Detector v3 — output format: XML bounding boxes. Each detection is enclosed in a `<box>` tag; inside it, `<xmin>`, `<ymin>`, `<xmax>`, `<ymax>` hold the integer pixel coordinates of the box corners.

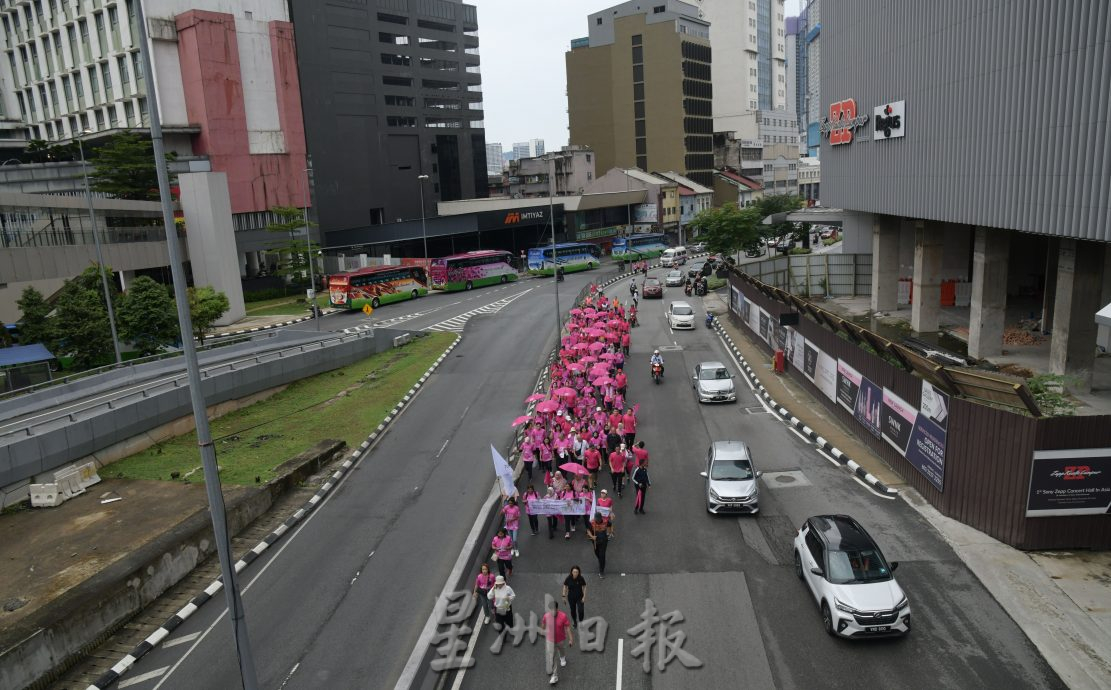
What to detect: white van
<box><xmin>660</xmin><ymin>246</ymin><xmax>688</xmax><ymax>267</ymax></box>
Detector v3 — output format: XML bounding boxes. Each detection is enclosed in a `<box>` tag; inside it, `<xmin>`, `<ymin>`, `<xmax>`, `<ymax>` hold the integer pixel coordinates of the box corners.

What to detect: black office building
<box><xmin>289</xmin><ymin>0</ymin><xmax>488</xmax><ymax>240</ymax></box>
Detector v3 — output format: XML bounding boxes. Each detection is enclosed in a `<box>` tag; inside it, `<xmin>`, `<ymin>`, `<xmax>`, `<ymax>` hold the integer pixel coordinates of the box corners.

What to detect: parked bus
<box><xmin>527</xmin><ymin>242</ymin><xmax>603</xmax><ymax>276</ymax></box>
<box><xmin>429</xmin><ymin>250</ymin><xmax>517</xmax><ymax>291</ymax></box>
<box><xmin>328</xmin><ymin>265</ymin><xmax>428</xmax><ymax>310</ymax></box>
<box><xmin>611</xmin><ymin>233</ymin><xmax>670</xmax><ymax>261</ymax></box>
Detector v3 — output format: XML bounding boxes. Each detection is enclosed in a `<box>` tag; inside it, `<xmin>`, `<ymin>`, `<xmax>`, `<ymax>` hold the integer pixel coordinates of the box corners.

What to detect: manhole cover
<box><xmin>658</xmin><ymin>345</ymin><xmax>683</xmax><ymax>352</ymax></box>
<box><xmin>762</xmin><ymin>470</ymin><xmax>811</xmax><ymax>488</ymax></box>
<box><xmin>744</xmin><ymin>406</ymin><xmax>771</xmax><ymax>414</ymax></box>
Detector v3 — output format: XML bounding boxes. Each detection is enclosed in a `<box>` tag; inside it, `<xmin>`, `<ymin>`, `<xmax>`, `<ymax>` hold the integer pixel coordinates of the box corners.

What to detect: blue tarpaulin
<box><xmin>0</xmin><ymin>343</ymin><xmax>55</xmax><ymax>367</ymax></box>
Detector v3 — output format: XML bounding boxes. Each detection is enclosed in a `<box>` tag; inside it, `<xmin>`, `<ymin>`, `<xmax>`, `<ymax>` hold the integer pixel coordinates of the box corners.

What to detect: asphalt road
<box><xmin>442</xmin><ymin>273</ymin><xmax>1063</xmax><ymax>690</ymax></box>
<box><xmin>106</xmin><ymin>268</ymin><xmax>1062</xmax><ymax>690</ymax></box>
<box><xmin>107</xmin><ymin>270</ymin><xmax>597</xmax><ymax>690</ymax></box>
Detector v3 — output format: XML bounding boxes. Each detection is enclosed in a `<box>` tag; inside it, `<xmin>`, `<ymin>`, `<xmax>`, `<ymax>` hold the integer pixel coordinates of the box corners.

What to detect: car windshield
<box><xmin>699</xmin><ymin>367</ymin><xmax>729</xmax><ymax>380</ymax></box>
<box><xmin>826</xmin><ymin>548</ymin><xmax>893</xmax><ymax>584</ymax></box>
<box><xmin>711</xmin><ymin>458</ymin><xmax>753</xmax><ymax>480</ymax></box>
<box><xmin>668</xmin><ymin>271</ymin><xmax>681</xmax><ymax>277</ymax></box>
<box><xmin>646</xmin><ymin>279</ymin><xmax>660</xmax><ymax>287</ymax></box>
<box><xmin>671</xmin><ymin>306</ymin><xmax>694</xmax><ymax>315</ymax></box>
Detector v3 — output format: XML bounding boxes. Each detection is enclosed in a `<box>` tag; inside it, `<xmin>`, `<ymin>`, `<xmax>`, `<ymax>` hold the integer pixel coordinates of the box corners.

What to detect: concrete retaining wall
<box><xmin>0</xmin><ymin>439</ymin><xmax>347</xmax><ymax>690</ymax></box>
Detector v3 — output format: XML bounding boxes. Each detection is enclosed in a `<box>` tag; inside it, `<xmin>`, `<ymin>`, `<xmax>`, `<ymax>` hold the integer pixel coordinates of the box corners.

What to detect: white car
<box><xmin>667</xmin><ymin>301</ymin><xmax>695</xmax><ymax>329</ymax></box>
<box><xmin>794</xmin><ymin>515</ymin><xmax>911</xmax><ymax>638</ymax></box>
<box><xmin>665</xmin><ymin>270</ymin><xmax>685</xmax><ymax>287</ymax></box>
<box><xmin>689</xmin><ymin>242</ymin><xmax>707</xmax><ymax>252</ymax></box>
<box><xmin>699</xmin><ymin>441</ymin><xmax>759</xmax><ymax>514</ymax></box>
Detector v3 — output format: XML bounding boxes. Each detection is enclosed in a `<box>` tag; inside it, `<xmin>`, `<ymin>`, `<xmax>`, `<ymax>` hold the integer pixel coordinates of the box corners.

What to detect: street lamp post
<box><xmin>77</xmin><ymin>135</ymin><xmax>122</xmax><ymax>365</ymax></box>
<box><xmin>304</xmin><ymin>167</ymin><xmax>318</xmax><ymax>330</ymax></box>
<box><xmin>132</xmin><ymin>3</ymin><xmax>258</xmax><ymax>687</ymax></box>
<box><xmin>417</xmin><ymin>174</ymin><xmax>430</xmax><ymax>263</ymax></box>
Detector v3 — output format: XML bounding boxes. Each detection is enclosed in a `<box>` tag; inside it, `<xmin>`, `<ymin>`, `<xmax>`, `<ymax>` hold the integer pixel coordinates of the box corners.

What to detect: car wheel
<box><xmin>794</xmin><ymin>551</ymin><xmax>804</xmax><ymax>579</ymax></box>
<box><xmin>821</xmin><ymin>601</ymin><xmax>835</xmax><ymax>636</ymax></box>
<box><xmin>411</xmin><ymin>290</ymin><xmax>419</xmax><ymax>299</ymax></box>
<box><xmin>371</xmin><ymin>297</ymin><xmax>380</xmax><ymax>309</ymax></box>
<box><xmin>465</xmin><ymin>280</ymin><xmax>473</xmax><ymax>290</ymax></box>
<box><xmin>500</xmin><ymin>274</ymin><xmax>508</xmax><ymax>283</ymax></box>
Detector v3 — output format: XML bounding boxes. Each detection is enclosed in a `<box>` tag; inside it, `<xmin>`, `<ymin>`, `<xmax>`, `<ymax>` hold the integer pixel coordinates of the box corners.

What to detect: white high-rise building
<box><xmin>511</xmin><ymin>138</ymin><xmax>544</xmax><ymax>160</ymax></box>
<box><xmin>485</xmin><ymin>142</ymin><xmax>505</xmax><ymax>175</ymax></box>
<box><xmin>698</xmin><ymin>0</ymin><xmax>788</xmax><ymax>133</ymax></box>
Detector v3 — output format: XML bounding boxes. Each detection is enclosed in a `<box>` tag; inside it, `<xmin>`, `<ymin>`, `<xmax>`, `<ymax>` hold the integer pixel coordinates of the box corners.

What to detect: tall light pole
<box><xmin>304</xmin><ymin>167</ymin><xmax>318</xmax><ymax>330</ymax></box>
<box><xmin>549</xmin><ymin>154</ymin><xmax>560</xmax><ymax>335</ymax></box>
<box><xmin>417</xmin><ymin>174</ymin><xmax>430</xmax><ymax>263</ymax></box>
<box><xmin>132</xmin><ymin>4</ymin><xmax>258</xmax><ymax>688</ymax></box>
<box><xmin>77</xmin><ymin>134</ymin><xmax>122</xmax><ymax>365</ymax></box>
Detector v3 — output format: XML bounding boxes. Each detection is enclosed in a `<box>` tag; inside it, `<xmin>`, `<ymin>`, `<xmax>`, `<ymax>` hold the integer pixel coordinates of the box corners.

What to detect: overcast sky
<box><xmin>475</xmin><ymin>0</ymin><xmax>803</xmax><ymax>152</ymax></box>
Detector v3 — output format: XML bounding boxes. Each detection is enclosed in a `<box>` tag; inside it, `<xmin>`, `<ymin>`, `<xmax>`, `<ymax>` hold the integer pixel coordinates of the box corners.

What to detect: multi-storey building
<box><xmin>485</xmin><ymin>141</ymin><xmax>504</xmax><ymax>175</ymax></box>
<box><xmin>566</xmin><ymin>0</ymin><xmax>713</xmax><ymax>187</ymax></box>
<box><xmin>506</xmin><ymin>145</ymin><xmax>594</xmax><ymax>198</ymax></box>
<box><xmin>0</xmin><ymin>0</ymin><xmax>310</xmax><ymax>281</ymax></box>
<box><xmin>288</xmin><ymin>0</ymin><xmax>487</xmax><ymax>238</ymax></box>
<box><xmin>511</xmin><ymin>138</ymin><xmax>543</xmax><ymax>160</ymax></box>
<box><xmin>800</xmin><ymin>0</ymin><xmax>820</xmax><ymax>156</ymax></box>
<box><xmin>697</xmin><ymin>0</ymin><xmax>787</xmax><ymax>133</ymax></box>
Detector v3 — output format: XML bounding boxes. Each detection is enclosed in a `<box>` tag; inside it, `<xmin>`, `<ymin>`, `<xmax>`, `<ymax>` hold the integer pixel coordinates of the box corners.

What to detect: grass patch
<box><xmin>707</xmin><ymin>277</ymin><xmax>726</xmax><ymax>291</ymax></box>
<box><xmin>244</xmin><ymin>294</ymin><xmax>330</xmax><ymax>317</ymax></box>
<box><xmin>108</xmin><ymin>332</ymin><xmax>456</xmax><ymax>485</ymax></box>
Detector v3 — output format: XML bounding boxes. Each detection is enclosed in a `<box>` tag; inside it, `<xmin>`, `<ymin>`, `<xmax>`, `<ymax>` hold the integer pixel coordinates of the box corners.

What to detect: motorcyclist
<box><xmin>629</xmin><ymin>281</ymin><xmax>638</xmax><ymax>298</ymax></box>
<box><xmin>650</xmin><ymin>349</ymin><xmax>664</xmax><ymax>377</ymax></box>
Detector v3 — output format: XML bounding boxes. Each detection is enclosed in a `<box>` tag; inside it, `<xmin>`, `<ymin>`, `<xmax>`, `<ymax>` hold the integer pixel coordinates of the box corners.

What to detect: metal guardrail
<box><xmin>0</xmin><ymin>330</ymin><xmax>281</xmax><ymax>403</ymax></box>
<box><xmin>0</xmin><ymin>329</ymin><xmax>375</xmax><ymax>441</ymax></box>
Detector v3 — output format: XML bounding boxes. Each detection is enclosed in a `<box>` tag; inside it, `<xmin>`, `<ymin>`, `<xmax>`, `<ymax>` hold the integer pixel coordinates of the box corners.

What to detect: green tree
<box><xmin>53</xmin><ymin>287</ymin><xmax>113</xmax><ymax>368</ymax></box>
<box><xmin>188</xmin><ymin>286</ymin><xmax>230</xmax><ymax>342</ymax></box>
<box><xmin>26</xmin><ymin>139</ymin><xmax>51</xmax><ymax>163</ymax></box>
<box><xmin>265</xmin><ymin>205</ymin><xmax>319</xmax><ymax>285</ymax></box>
<box><xmin>756</xmin><ymin>193</ymin><xmax>805</xmax><ymax>245</ymax></box>
<box><xmin>0</xmin><ymin>320</ymin><xmax>12</xmax><ymax>347</ymax></box>
<box><xmin>118</xmin><ymin>276</ymin><xmax>179</xmax><ymax>355</ymax></box>
<box><xmin>687</xmin><ymin>203</ymin><xmax>764</xmax><ymax>257</ymax></box>
<box><xmin>88</xmin><ymin>131</ymin><xmax>175</xmax><ymax>200</ymax></box>
<box><xmin>16</xmin><ymin>286</ymin><xmax>52</xmax><ymax>345</ymax></box>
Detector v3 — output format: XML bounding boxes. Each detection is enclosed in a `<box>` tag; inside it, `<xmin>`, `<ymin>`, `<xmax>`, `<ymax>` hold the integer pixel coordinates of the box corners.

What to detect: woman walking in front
<box><xmin>562</xmin><ymin>565</ymin><xmax>588</xmax><ymax>628</ymax></box>
<box><xmin>472</xmin><ymin>563</ymin><xmax>496</xmax><ymax>624</ymax></box>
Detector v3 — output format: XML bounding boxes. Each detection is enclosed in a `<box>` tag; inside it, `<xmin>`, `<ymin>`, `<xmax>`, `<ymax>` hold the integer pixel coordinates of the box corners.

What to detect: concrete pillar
<box><xmin>1041</xmin><ymin>238</ymin><xmax>1058</xmax><ymax>334</ymax></box>
<box><xmin>870</xmin><ymin>215</ymin><xmax>899</xmax><ymax>313</ymax></box>
<box><xmin>177</xmin><ymin>172</ymin><xmax>246</xmax><ymax>325</ymax></box>
<box><xmin>968</xmin><ymin>227</ymin><xmax>1010</xmax><ymax>359</ymax></box>
<box><xmin>911</xmin><ymin>220</ymin><xmax>943</xmax><ymax>333</ymax></box>
<box><xmin>1098</xmin><ymin>244</ymin><xmax>1111</xmax><ymax>351</ymax></box>
<box><xmin>118</xmin><ymin>269</ymin><xmax>135</xmax><ymax>292</ymax></box>
<box><xmin>1049</xmin><ymin>239</ymin><xmax>1105</xmax><ymax>392</ymax></box>
<box><xmin>246</xmin><ymin>251</ymin><xmax>260</xmax><ymax>278</ymax></box>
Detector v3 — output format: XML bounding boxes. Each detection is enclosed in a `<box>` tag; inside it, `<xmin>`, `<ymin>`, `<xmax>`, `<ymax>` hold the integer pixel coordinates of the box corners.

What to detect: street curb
<box><xmin>87</xmin><ymin>333</ymin><xmax>462</xmax><ymax>690</ymax></box>
<box><xmin>710</xmin><ymin>318</ymin><xmax>899</xmax><ymax>497</ymax></box>
<box><xmin>208</xmin><ymin>308</ymin><xmax>341</xmax><ymax>340</ymax></box>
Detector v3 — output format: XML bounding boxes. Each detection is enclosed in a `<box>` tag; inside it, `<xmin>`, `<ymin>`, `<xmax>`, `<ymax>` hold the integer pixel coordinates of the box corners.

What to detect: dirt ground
<box><xmin>0</xmin><ymin>478</ymin><xmax>249</xmax><ymax>631</ymax></box>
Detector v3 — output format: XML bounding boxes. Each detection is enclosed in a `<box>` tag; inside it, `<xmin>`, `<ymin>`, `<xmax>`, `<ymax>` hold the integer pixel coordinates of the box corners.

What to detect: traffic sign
<box><xmin>363</xmin><ymin>303</ymin><xmax>373</xmax><ymax>316</ymax></box>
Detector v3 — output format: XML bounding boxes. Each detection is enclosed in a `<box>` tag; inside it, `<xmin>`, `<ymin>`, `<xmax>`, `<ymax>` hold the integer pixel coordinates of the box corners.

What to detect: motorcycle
<box><xmin>684</xmin><ymin>283</ymin><xmax>693</xmax><ymax>297</ymax></box>
<box><xmin>705</xmin><ymin>313</ymin><xmax>714</xmax><ymax>328</ymax></box>
<box><xmin>651</xmin><ymin>362</ymin><xmax>663</xmax><ymax>384</ymax></box>
<box><xmin>556</xmin><ymin>267</ymin><xmax>565</xmax><ymax>282</ymax></box>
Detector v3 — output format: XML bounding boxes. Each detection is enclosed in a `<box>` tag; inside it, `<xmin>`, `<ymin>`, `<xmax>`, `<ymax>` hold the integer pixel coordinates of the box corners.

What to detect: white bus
<box><xmin>660</xmin><ymin>246</ymin><xmax>688</xmax><ymax>267</ymax></box>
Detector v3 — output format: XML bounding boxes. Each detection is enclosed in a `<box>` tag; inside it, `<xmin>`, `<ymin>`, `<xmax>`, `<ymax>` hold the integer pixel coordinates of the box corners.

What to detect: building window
<box><xmin>378</xmin><ymin>12</ymin><xmax>407</xmax><ymax>25</ymax></box>
<box><xmin>381</xmin><ymin>53</ymin><xmax>410</xmax><ymax>66</ymax></box>
<box><xmin>386</xmin><ymin>116</ymin><xmax>416</xmax><ymax>127</ymax></box>
<box><xmin>379</xmin><ymin>32</ymin><xmax>409</xmax><ymax>45</ymax></box>
<box><xmin>385</xmin><ymin>95</ymin><xmax>415</xmax><ymax>106</ymax></box>
<box><xmin>633</xmin><ymin>83</ymin><xmax>644</xmax><ymax>100</ymax></box>
<box><xmin>632</xmin><ymin>46</ymin><xmax>642</xmax><ymax>63</ymax></box>
<box><xmin>632</xmin><ymin>34</ymin><xmax>642</xmax><ymax>46</ymax></box>
<box><xmin>596</xmin><ymin>17</ymin><xmax>602</xmax><ymax>25</ymax></box>
<box><xmin>632</xmin><ymin>64</ymin><xmax>643</xmax><ymax>82</ymax></box>
<box><xmin>653</xmin><ymin>6</ymin><xmax>665</xmax><ymax>14</ymax></box>
<box><xmin>383</xmin><ymin>75</ymin><xmax>413</xmax><ymax>87</ymax></box>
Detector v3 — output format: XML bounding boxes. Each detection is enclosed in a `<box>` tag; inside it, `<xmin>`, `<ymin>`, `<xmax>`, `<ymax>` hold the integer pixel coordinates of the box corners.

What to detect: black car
<box><xmin>687</xmin><ymin>261</ymin><xmax>706</xmax><ymax>278</ymax></box>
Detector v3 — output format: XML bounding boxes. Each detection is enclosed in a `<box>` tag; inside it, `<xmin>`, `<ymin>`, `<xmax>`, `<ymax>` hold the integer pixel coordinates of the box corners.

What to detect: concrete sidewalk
<box><xmin>707</xmin><ymin>291</ymin><xmax>1111</xmax><ymax>690</ymax></box>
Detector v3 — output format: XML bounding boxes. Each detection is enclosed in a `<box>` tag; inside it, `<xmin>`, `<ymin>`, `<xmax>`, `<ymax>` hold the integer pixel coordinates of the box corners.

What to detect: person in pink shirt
<box><xmin>472</xmin><ymin>562</ymin><xmax>496</xmax><ymax>624</ymax></box>
<box><xmin>621</xmin><ymin>331</ymin><xmax>631</xmax><ymax>354</ymax></box>
<box><xmin>492</xmin><ymin>528</ymin><xmax>514</xmax><ymax>578</ymax></box>
<box><xmin>608</xmin><ymin>410</ymin><xmax>622</xmax><ymax>431</ymax></box>
<box><xmin>584</xmin><ymin>445</ymin><xmax>601</xmax><ymax>489</ymax></box>
<box><xmin>523</xmin><ymin>484</ymin><xmax>541</xmax><ymax>535</ymax></box>
<box><xmin>622</xmin><ymin>408</ymin><xmax>637</xmax><ymax>446</ymax></box>
<box><xmin>502</xmin><ymin>496</ymin><xmax>522</xmax><ymax>557</ymax></box>
<box><xmin>560</xmin><ymin>485</ymin><xmax>576</xmax><ymax>539</ymax></box>
<box><xmin>632</xmin><ymin>441</ymin><xmax>649</xmax><ymax>469</ymax></box>
<box><xmin>608</xmin><ymin>445</ymin><xmax>627</xmax><ymax>497</ymax></box>
<box><xmin>615</xmin><ymin>370</ymin><xmax>627</xmax><ymax>396</ymax></box>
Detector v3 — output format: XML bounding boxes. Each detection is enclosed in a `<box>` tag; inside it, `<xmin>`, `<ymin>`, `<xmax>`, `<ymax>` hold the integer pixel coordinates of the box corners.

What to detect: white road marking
<box><xmin>786</xmin><ymin>426</ymin><xmax>811</xmax><ymax>444</ymax></box>
<box><xmin>160</xmin><ymin>632</ymin><xmax>199</xmax><ymax>649</ymax></box>
<box><xmin>616</xmin><ymin>637</ymin><xmax>624</xmax><ymax>690</ymax></box>
<box><xmin>118</xmin><ymin>666</ymin><xmax>169</xmax><ymax>688</ymax></box>
<box><xmin>278</xmin><ymin>662</ymin><xmax>300</xmax><ymax>690</ymax></box>
<box><xmin>817</xmin><ymin>449</ymin><xmax>841</xmax><ymax>467</ymax></box>
<box><xmin>853</xmin><ymin>475</ymin><xmax>897</xmax><ymax>499</ymax></box>
<box><xmin>450</xmin><ymin>610</ymin><xmax>487</xmax><ymax>690</ymax></box>
<box><xmin>435</xmin><ymin>439</ymin><xmax>450</xmax><ymax>458</ymax></box>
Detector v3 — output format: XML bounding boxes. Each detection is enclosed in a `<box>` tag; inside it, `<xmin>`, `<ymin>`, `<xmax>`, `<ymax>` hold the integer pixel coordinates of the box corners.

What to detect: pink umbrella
<box><xmin>569</xmin><ymin>308</ymin><xmax>583</xmax><ymax>316</ymax></box>
<box><xmin>589</xmin><ymin>367</ymin><xmax>610</xmax><ymax>378</ymax></box>
<box><xmin>607</xmin><ymin>319</ymin><xmax>622</xmax><ymax>328</ymax></box>
<box><xmin>594</xmin><ymin>376</ymin><xmax>615</xmax><ymax>386</ymax></box>
<box><xmin>535</xmin><ymin>400</ymin><xmax>560</xmax><ymax>413</ymax></box>
<box><xmin>579</xmin><ymin>356</ymin><xmax>597</xmax><ymax>364</ymax></box>
<box><xmin>512</xmin><ymin>415</ymin><xmax>532</xmax><ymax>427</ymax></box>
<box><xmin>559</xmin><ymin>462</ymin><xmax>590</xmax><ymax>476</ymax></box>
<box><xmin>566</xmin><ymin>362</ymin><xmax>585</xmax><ymax>372</ymax></box>
<box><xmin>553</xmin><ymin>387</ymin><xmax>577</xmax><ymax>399</ymax></box>
<box><xmin>599</xmin><ymin>352</ymin><xmax>619</xmax><ymax>361</ymax></box>
<box><xmin>585</xmin><ymin>328</ymin><xmax>606</xmax><ymax>338</ymax></box>
<box><xmin>525</xmin><ymin>393</ymin><xmax>546</xmax><ymax>403</ymax></box>
<box><xmin>588</xmin><ymin>341</ymin><xmax>606</xmax><ymax>352</ymax></box>
<box><xmin>572</xmin><ymin>342</ymin><xmax>590</xmax><ymax>351</ymax></box>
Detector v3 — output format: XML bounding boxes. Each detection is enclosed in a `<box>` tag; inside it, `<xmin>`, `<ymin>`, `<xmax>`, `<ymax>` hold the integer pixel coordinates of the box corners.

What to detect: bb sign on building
<box><xmin>821</xmin><ymin>99</ymin><xmax>906</xmax><ymax>145</ymax></box>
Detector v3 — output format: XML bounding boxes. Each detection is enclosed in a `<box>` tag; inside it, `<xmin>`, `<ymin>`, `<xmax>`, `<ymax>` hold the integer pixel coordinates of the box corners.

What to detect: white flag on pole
<box><xmin>490</xmin><ymin>445</ymin><xmax>517</xmax><ymax>497</ymax></box>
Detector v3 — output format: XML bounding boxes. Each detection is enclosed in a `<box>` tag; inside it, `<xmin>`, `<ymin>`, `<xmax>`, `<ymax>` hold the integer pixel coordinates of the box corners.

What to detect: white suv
<box><xmin>793</xmin><ymin>515</ymin><xmax>911</xmax><ymax>638</ymax></box>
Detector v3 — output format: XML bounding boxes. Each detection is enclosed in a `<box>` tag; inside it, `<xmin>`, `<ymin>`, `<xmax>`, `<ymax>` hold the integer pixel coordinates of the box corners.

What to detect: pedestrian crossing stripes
<box><xmin>424</xmin><ymin>288</ymin><xmax>532</xmax><ymax>332</ymax></box>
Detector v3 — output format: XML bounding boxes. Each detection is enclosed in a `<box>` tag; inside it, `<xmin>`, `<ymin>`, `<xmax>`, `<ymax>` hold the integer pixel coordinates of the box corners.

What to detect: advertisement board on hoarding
<box><xmin>836</xmin><ymin>360</ymin><xmax>863</xmax><ymax>413</ymax></box>
<box><xmin>1026</xmin><ymin>449</ymin><xmax>1111</xmax><ymax>517</ymax></box>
